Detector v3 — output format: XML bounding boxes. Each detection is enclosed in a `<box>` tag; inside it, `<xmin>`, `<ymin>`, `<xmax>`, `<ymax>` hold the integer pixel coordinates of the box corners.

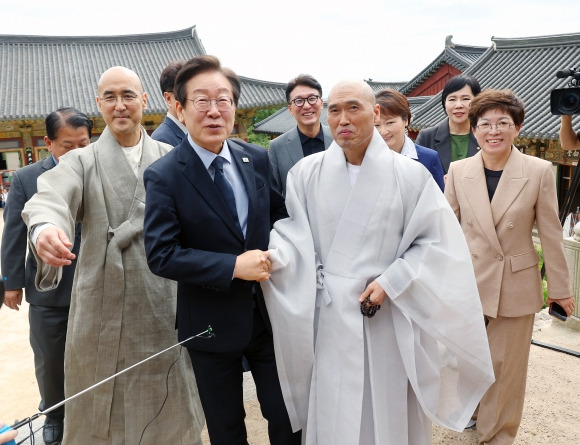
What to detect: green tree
<box><xmin>247</xmin><ymin>107</ymin><xmax>282</xmax><ymax>148</ymax></box>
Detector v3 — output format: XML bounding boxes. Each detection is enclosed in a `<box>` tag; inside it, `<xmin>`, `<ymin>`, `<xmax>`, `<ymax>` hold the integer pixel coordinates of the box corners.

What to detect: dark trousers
<box><xmin>187</xmin><ymin>307</ymin><xmax>300</xmax><ymax>445</ymax></box>
<box><xmin>29</xmin><ymin>304</ymin><xmax>69</xmax><ymax>421</ymax></box>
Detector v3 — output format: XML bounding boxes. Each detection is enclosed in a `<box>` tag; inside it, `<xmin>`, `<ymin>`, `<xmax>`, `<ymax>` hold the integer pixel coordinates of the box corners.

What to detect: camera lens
<box><xmin>551</xmin><ymin>87</ymin><xmax>580</xmax><ymax>115</ymax></box>
<box><xmin>559</xmin><ymin>91</ymin><xmax>580</xmax><ymax>114</ymax></box>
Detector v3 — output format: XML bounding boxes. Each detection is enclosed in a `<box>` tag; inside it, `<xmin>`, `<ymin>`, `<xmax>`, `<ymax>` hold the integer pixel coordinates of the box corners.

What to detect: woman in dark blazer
<box><xmin>375</xmin><ymin>88</ymin><xmax>445</xmax><ymax>190</ymax></box>
<box><xmin>416</xmin><ymin>75</ymin><xmax>481</xmax><ymax>173</ymax></box>
<box><xmin>445</xmin><ymin>89</ymin><xmax>575</xmax><ymax>444</ymax></box>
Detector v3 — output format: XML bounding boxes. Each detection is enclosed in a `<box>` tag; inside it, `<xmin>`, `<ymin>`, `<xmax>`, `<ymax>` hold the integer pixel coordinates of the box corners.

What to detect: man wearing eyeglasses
<box><xmin>143</xmin><ymin>55</ymin><xmax>298</xmax><ymax>445</ymax></box>
<box><xmin>268</xmin><ymin>74</ymin><xmax>332</xmax><ymax>195</ymax></box>
<box><xmin>2</xmin><ymin>107</ymin><xmax>91</xmax><ymax>445</ymax></box>
<box><xmin>22</xmin><ymin>66</ymin><xmax>204</xmax><ymax>444</ymax></box>
<box><xmin>151</xmin><ymin>60</ymin><xmax>188</xmax><ymax>147</ymax></box>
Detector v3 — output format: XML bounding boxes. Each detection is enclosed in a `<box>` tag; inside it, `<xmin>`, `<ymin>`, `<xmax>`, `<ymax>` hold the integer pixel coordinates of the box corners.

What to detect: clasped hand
<box><xmin>547</xmin><ymin>296</ymin><xmax>576</xmax><ymax>317</ymax></box>
<box><xmin>36</xmin><ymin>227</ymin><xmax>76</xmax><ymax>267</ymax></box>
<box><xmin>234</xmin><ymin>249</ymin><xmax>272</xmax><ymax>282</ymax></box>
<box><xmin>358</xmin><ymin>280</ymin><xmax>387</xmax><ymax>306</ymax></box>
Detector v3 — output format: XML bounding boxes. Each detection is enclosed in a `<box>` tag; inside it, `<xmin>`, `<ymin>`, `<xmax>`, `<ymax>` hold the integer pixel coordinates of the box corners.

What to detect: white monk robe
<box><xmin>261</xmin><ymin>130</ymin><xmax>495</xmax><ymax>445</ymax></box>
<box><xmin>22</xmin><ymin>128</ymin><xmax>204</xmax><ymax>445</ymax></box>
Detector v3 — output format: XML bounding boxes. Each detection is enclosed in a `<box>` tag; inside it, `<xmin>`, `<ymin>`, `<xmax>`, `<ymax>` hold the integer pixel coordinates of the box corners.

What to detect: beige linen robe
<box><xmin>262</xmin><ymin>130</ymin><xmax>495</xmax><ymax>444</ymax></box>
<box><xmin>22</xmin><ymin>128</ymin><xmax>204</xmax><ymax>445</ymax></box>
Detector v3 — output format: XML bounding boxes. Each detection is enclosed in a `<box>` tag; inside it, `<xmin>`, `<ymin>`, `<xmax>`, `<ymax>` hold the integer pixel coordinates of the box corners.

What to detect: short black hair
<box><xmin>159</xmin><ymin>60</ymin><xmax>186</xmax><ymax>93</ymax></box>
<box><xmin>285</xmin><ymin>74</ymin><xmax>322</xmax><ymax>103</ymax></box>
<box><xmin>174</xmin><ymin>55</ymin><xmax>241</xmax><ymax>107</ymax></box>
<box><xmin>45</xmin><ymin>107</ymin><xmax>93</xmax><ymax>141</ymax></box>
<box><xmin>441</xmin><ymin>75</ymin><xmax>481</xmax><ymax>112</ymax></box>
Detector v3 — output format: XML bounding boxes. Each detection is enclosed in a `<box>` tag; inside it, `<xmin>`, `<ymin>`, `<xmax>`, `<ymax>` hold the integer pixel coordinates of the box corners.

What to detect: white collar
<box><xmin>400</xmin><ymin>135</ymin><xmax>418</xmax><ymax>160</ymax></box>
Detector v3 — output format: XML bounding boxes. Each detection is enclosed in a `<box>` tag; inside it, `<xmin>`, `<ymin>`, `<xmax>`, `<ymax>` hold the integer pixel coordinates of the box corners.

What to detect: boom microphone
<box><xmin>556</xmin><ymin>69</ymin><xmax>574</xmax><ymax>78</ymax></box>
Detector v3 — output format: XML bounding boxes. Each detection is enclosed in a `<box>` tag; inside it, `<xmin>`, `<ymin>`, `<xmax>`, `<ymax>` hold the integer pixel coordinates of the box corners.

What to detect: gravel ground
<box><xmin>210</xmin><ymin>315</ymin><xmax>580</xmax><ymax>445</ymax></box>
<box><xmin>2</xmin><ymin>308</ymin><xmax>579</xmax><ymax>444</ymax></box>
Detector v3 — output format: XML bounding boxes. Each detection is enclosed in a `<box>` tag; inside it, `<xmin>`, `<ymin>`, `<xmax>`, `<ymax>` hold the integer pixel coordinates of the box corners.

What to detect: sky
<box><xmin>1</xmin><ymin>0</ymin><xmax>579</xmax><ymax>95</ymax></box>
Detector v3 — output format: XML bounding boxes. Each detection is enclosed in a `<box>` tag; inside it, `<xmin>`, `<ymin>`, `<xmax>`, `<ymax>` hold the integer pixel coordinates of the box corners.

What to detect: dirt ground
<box><xmin>1</xmin><ymin>300</ymin><xmax>579</xmax><ymax>444</ymax></box>
<box><xmin>1</xmin><ymin>209</ymin><xmax>579</xmax><ymax>444</ymax></box>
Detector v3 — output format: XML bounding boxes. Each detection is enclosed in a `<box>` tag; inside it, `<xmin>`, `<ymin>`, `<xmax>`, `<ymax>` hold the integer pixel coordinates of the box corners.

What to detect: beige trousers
<box><xmin>477</xmin><ymin>314</ymin><xmax>535</xmax><ymax>445</ymax></box>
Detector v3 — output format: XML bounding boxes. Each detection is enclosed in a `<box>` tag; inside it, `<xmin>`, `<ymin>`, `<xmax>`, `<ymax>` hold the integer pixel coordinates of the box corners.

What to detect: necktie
<box><xmin>211</xmin><ymin>156</ymin><xmax>241</xmax><ymax>232</ymax></box>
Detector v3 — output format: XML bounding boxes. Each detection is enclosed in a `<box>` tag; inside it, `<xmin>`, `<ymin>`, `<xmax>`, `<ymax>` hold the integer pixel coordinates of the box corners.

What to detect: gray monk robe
<box><xmin>261</xmin><ymin>130</ymin><xmax>495</xmax><ymax>445</ymax></box>
<box><xmin>22</xmin><ymin>128</ymin><xmax>204</xmax><ymax>445</ymax></box>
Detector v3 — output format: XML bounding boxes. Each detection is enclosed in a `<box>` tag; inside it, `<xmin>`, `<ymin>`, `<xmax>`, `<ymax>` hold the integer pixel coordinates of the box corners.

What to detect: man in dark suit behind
<box><xmin>1</xmin><ymin>107</ymin><xmax>91</xmax><ymax>445</ymax></box>
<box><xmin>143</xmin><ymin>55</ymin><xmax>299</xmax><ymax>445</ymax></box>
<box><xmin>268</xmin><ymin>74</ymin><xmax>333</xmax><ymax>195</ymax></box>
<box><xmin>151</xmin><ymin>59</ymin><xmax>188</xmax><ymax>146</ymax></box>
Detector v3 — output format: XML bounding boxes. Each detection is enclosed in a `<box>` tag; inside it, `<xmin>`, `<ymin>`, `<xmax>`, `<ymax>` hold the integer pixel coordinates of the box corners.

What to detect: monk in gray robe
<box><xmin>22</xmin><ymin>67</ymin><xmax>204</xmax><ymax>444</ymax></box>
<box><xmin>261</xmin><ymin>79</ymin><xmax>495</xmax><ymax>444</ymax></box>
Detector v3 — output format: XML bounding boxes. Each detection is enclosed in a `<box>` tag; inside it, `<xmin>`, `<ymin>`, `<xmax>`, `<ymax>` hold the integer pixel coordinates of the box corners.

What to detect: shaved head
<box><xmin>328</xmin><ymin>78</ymin><xmax>375</xmax><ymax>106</ymax></box>
<box><xmin>326</xmin><ymin>78</ymin><xmax>380</xmax><ymax>164</ymax></box>
<box><xmin>96</xmin><ymin>66</ymin><xmax>147</xmax><ymax>147</ymax></box>
<box><xmin>98</xmin><ymin>66</ymin><xmax>143</xmax><ymax>94</ymax></box>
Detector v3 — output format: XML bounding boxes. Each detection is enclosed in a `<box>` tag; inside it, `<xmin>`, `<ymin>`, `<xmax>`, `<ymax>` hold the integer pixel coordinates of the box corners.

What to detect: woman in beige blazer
<box><xmin>445</xmin><ymin>89</ymin><xmax>575</xmax><ymax>445</ymax></box>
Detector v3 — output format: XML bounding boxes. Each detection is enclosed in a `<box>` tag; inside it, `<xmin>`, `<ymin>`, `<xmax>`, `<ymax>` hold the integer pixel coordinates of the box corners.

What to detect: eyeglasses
<box><xmin>99</xmin><ymin>94</ymin><xmax>140</xmax><ymax>105</ymax></box>
<box><xmin>187</xmin><ymin>96</ymin><xmax>233</xmax><ymax>112</ymax></box>
<box><xmin>290</xmin><ymin>95</ymin><xmax>321</xmax><ymax>107</ymax></box>
<box><xmin>476</xmin><ymin>122</ymin><xmax>516</xmax><ymax>132</ymax></box>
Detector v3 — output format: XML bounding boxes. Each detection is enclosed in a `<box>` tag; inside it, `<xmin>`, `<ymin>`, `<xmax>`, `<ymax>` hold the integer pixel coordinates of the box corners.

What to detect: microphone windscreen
<box><xmin>556</xmin><ymin>69</ymin><xmax>573</xmax><ymax>78</ymax></box>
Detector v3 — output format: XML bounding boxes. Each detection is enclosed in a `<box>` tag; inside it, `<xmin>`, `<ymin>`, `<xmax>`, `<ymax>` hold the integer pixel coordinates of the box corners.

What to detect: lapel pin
<box><xmin>242</xmin><ymin>157</ymin><xmax>250</xmax><ymax>163</ymax></box>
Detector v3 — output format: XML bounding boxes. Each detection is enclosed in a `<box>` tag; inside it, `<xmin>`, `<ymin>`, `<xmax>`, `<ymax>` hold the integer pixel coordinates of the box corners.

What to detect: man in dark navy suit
<box><xmin>151</xmin><ymin>59</ymin><xmax>188</xmax><ymax>146</ymax></box>
<box><xmin>143</xmin><ymin>55</ymin><xmax>299</xmax><ymax>445</ymax></box>
<box><xmin>1</xmin><ymin>107</ymin><xmax>91</xmax><ymax>444</ymax></box>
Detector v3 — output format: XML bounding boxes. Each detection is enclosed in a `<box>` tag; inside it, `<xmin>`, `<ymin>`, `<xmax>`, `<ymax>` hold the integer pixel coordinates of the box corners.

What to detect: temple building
<box><xmin>0</xmin><ymin>26</ymin><xmax>286</xmax><ymax>184</ymax></box>
<box><xmin>253</xmin><ymin>36</ymin><xmax>486</xmax><ymax>138</ymax></box>
<box><xmin>253</xmin><ymin>81</ymin><xmax>409</xmax><ymax>137</ymax></box>
<box><xmin>253</xmin><ymin>33</ymin><xmax>580</xmax><ymax>205</ymax></box>
<box><xmin>410</xmin><ymin>33</ymin><xmax>580</xmax><ymax>205</ymax></box>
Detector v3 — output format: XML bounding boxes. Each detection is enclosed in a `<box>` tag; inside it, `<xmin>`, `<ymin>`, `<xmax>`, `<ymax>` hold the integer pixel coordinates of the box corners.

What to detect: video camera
<box><xmin>551</xmin><ymin>68</ymin><xmax>580</xmax><ymax>115</ymax></box>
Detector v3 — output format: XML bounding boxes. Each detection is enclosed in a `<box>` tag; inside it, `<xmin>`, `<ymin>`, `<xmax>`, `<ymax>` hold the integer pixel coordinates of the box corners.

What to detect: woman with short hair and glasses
<box><xmin>444</xmin><ymin>89</ymin><xmax>575</xmax><ymax>444</ymax></box>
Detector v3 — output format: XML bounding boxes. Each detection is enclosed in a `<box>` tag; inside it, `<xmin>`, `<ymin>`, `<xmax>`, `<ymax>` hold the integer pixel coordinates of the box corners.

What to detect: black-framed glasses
<box><xmin>187</xmin><ymin>96</ymin><xmax>233</xmax><ymax>112</ymax></box>
<box><xmin>290</xmin><ymin>95</ymin><xmax>321</xmax><ymax>107</ymax></box>
<box><xmin>476</xmin><ymin>122</ymin><xmax>516</xmax><ymax>132</ymax></box>
<box><xmin>99</xmin><ymin>94</ymin><xmax>140</xmax><ymax>105</ymax></box>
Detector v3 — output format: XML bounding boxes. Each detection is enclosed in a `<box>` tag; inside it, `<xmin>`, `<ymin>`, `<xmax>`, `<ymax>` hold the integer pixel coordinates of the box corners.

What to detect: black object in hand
<box><xmin>549</xmin><ymin>301</ymin><xmax>567</xmax><ymax>321</ymax></box>
<box><xmin>360</xmin><ymin>296</ymin><xmax>381</xmax><ymax>318</ymax></box>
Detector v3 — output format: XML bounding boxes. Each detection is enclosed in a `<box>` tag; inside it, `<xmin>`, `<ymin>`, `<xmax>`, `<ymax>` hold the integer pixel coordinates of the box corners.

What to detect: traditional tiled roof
<box><xmin>254</xmin><ymin>99</ymin><xmax>429</xmax><ymax>136</ymax></box>
<box><xmin>0</xmin><ymin>26</ymin><xmax>286</xmax><ymax>120</ymax></box>
<box><xmin>238</xmin><ymin>76</ymin><xmax>287</xmax><ymax>109</ymax></box>
<box><xmin>410</xmin><ymin>33</ymin><xmax>580</xmax><ymax>140</ymax></box>
<box><xmin>408</xmin><ymin>96</ymin><xmax>431</xmax><ymax>117</ymax></box>
<box><xmin>399</xmin><ymin>35</ymin><xmax>486</xmax><ymax>96</ymax></box>
<box><xmin>365</xmin><ymin>80</ymin><xmax>407</xmax><ymax>92</ymax></box>
<box><xmin>253</xmin><ymin>106</ymin><xmax>302</xmax><ymax>135</ymax></box>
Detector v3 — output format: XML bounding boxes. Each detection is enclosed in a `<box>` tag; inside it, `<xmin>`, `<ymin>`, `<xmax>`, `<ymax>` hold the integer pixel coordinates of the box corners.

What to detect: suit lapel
<box><xmin>460</xmin><ymin>153</ymin><xmax>503</xmax><ymax>252</ymax></box>
<box><xmin>490</xmin><ymin>147</ymin><xmax>528</xmax><ymax>226</ymax></box>
<box><xmin>467</xmin><ymin>131</ymin><xmax>480</xmax><ymax>157</ymax></box>
<box><xmin>166</xmin><ymin>117</ymin><xmax>184</xmax><ymax>140</ymax></box>
<box><xmin>322</xmin><ymin>125</ymin><xmax>333</xmax><ymax>149</ymax></box>
<box><xmin>286</xmin><ymin>127</ymin><xmax>304</xmax><ymax>166</ymax></box>
<box><xmin>177</xmin><ymin>140</ymin><xmax>244</xmax><ymax>241</ymax></box>
<box><xmin>41</xmin><ymin>156</ymin><xmax>55</xmax><ymax>172</ymax></box>
<box><xmin>229</xmin><ymin>140</ymin><xmax>256</xmax><ymax>244</ymax></box>
<box><xmin>434</xmin><ymin>119</ymin><xmax>451</xmax><ymax>170</ymax></box>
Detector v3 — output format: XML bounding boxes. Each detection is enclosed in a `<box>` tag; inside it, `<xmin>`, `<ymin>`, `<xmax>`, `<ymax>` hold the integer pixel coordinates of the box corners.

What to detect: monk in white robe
<box><xmin>22</xmin><ymin>67</ymin><xmax>204</xmax><ymax>444</ymax></box>
<box><xmin>261</xmin><ymin>79</ymin><xmax>495</xmax><ymax>444</ymax></box>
